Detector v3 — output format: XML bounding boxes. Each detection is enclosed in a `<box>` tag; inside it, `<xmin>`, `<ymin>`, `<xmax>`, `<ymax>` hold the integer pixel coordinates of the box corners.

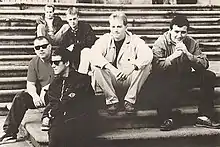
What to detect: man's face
<box><xmin>67</xmin><ymin>14</ymin><xmax>79</xmax><ymax>30</ymax></box>
<box><xmin>51</xmin><ymin>55</ymin><xmax>67</xmax><ymax>75</ymax></box>
<box><xmin>109</xmin><ymin>18</ymin><xmax>127</xmax><ymax>41</ymax></box>
<box><xmin>170</xmin><ymin>25</ymin><xmax>188</xmax><ymax>43</ymax></box>
<box><xmin>34</xmin><ymin>39</ymin><xmax>51</xmax><ymax>60</ymax></box>
<box><xmin>45</xmin><ymin>6</ymin><xmax>54</xmax><ymax>19</ymax></box>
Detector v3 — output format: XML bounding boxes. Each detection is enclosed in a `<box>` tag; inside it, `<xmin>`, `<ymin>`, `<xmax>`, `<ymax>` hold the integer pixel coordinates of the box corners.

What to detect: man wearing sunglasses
<box><xmin>150</xmin><ymin>15</ymin><xmax>220</xmax><ymax>131</ymax></box>
<box><xmin>41</xmin><ymin>48</ymin><xmax>95</xmax><ymax>147</ymax></box>
<box><xmin>0</xmin><ymin>36</ymin><xmax>54</xmax><ymax>144</ymax></box>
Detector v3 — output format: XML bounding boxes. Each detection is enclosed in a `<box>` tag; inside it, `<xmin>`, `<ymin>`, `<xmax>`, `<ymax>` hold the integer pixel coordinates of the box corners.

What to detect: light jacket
<box><xmin>91</xmin><ymin>31</ymin><xmax>153</xmax><ymax>71</ymax></box>
<box><xmin>152</xmin><ymin>31</ymin><xmax>209</xmax><ymax>75</ymax></box>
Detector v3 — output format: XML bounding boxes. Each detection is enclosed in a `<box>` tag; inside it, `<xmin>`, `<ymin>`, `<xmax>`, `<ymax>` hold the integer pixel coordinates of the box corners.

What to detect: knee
<box><xmin>203</xmin><ymin>70</ymin><xmax>216</xmax><ymax>81</ymax></box>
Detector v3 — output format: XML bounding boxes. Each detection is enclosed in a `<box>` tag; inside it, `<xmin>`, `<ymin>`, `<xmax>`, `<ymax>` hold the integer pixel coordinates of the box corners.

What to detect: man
<box><xmin>36</xmin><ymin>4</ymin><xmax>66</xmax><ymax>45</ymax></box>
<box><xmin>152</xmin><ymin>15</ymin><xmax>220</xmax><ymax>131</ymax></box>
<box><xmin>90</xmin><ymin>12</ymin><xmax>153</xmax><ymax>114</ymax></box>
<box><xmin>57</xmin><ymin>7</ymin><xmax>97</xmax><ymax>74</ymax></box>
<box><xmin>42</xmin><ymin>48</ymin><xmax>95</xmax><ymax>147</ymax></box>
<box><xmin>0</xmin><ymin>36</ymin><xmax>54</xmax><ymax>144</ymax></box>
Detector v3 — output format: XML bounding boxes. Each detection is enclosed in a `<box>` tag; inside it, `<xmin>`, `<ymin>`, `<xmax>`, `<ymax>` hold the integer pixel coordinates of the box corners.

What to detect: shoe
<box><xmin>0</xmin><ymin>132</ymin><xmax>17</xmax><ymax>145</ymax></box>
<box><xmin>107</xmin><ymin>103</ymin><xmax>119</xmax><ymax>115</ymax></box>
<box><xmin>195</xmin><ymin>116</ymin><xmax>220</xmax><ymax>129</ymax></box>
<box><xmin>41</xmin><ymin>117</ymin><xmax>50</xmax><ymax>131</ymax></box>
<box><xmin>160</xmin><ymin>119</ymin><xmax>174</xmax><ymax>131</ymax></box>
<box><xmin>124</xmin><ymin>101</ymin><xmax>135</xmax><ymax>114</ymax></box>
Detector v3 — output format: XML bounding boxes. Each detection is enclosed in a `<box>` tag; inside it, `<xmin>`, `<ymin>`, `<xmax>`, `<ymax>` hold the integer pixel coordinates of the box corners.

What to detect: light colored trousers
<box><xmin>92</xmin><ymin>64</ymin><xmax>152</xmax><ymax>105</ymax></box>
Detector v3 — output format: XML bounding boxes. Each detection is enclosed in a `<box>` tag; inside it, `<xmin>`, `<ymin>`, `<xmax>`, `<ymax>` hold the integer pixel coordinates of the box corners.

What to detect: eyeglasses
<box><xmin>51</xmin><ymin>60</ymin><xmax>62</xmax><ymax>66</ymax></box>
<box><xmin>34</xmin><ymin>44</ymin><xmax>49</xmax><ymax>50</ymax></box>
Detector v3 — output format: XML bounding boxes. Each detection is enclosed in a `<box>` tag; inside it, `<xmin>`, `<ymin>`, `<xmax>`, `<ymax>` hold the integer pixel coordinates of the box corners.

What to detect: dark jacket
<box><xmin>36</xmin><ymin>15</ymin><xmax>64</xmax><ymax>34</ymax></box>
<box><xmin>152</xmin><ymin>31</ymin><xmax>209</xmax><ymax>76</ymax></box>
<box><xmin>59</xmin><ymin>21</ymin><xmax>97</xmax><ymax>69</ymax></box>
<box><xmin>43</xmin><ymin>68</ymin><xmax>95</xmax><ymax>125</ymax></box>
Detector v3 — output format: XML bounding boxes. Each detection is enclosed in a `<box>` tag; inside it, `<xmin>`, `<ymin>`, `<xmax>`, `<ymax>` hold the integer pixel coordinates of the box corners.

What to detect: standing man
<box><xmin>43</xmin><ymin>48</ymin><xmax>95</xmax><ymax>147</ymax></box>
<box><xmin>36</xmin><ymin>4</ymin><xmax>66</xmax><ymax>45</ymax></box>
<box><xmin>91</xmin><ymin>12</ymin><xmax>153</xmax><ymax>114</ymax></box>
<box><xmin>0</xmin><ymin>36</ymin><xmax>54</xmax><ymax>144</ymax></box>
<box><xmin>57</xmin><ymin>7</ymin><xmax>97</xmax><ymax>74</ymax></box>
<box><xmin>152</xmin><ymin>15</ymin><xmax>220</xmax><ymax>131</ymax></box>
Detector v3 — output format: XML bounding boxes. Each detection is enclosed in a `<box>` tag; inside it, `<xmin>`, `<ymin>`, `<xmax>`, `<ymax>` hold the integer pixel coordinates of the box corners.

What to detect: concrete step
<box><xmin>0</xmin><ymin>34</ymin><xmax>220</xmax><ymax>45</ymax></box>
<box><xmin>1</xmin><ymin>17</ymin><xmax>220</xmax><ymax>27</ymax></box>
<box><xmin>0</xmin><ymin>45</ymin><xmax>34</xmax><ymax>55</ymax></box>
<box><xmin>1</xmin><ymin>3</ymin><xmax>220</xmax><ymax>11</ymax></box>
<box><xmin>1</xmin><ymin>25</ymin><xmax>220</xmax><ymax>36</ymax></box>
<box><xmin>20</xmin><ymin>106</ymin><xmax>220</xmax><ymax>147</ymax></box>
<box><xmin>0</xmin><ymin>10</ymin><xmax>220</xmax><ymax>20</ymax></box>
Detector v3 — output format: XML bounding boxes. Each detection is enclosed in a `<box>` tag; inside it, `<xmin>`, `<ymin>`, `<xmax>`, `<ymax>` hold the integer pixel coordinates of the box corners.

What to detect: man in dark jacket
<box><xmin>151</xmin><ymin>15</ymin><xmax>220</xmax><ymax>131</ymax></box>
<box><xmin>42</xmin><ymin>48</ymin><xmax>96</xmax><ymax>147</ymax></box>
<box><xmin>36</xmin><ymin>4</ymin><xmax>67</xmax><ymax>45</ymax></box>
<box><xmin>57</xmin><ymin>7</ymin><xmax>97</xmax><ymax>74</ymax></box>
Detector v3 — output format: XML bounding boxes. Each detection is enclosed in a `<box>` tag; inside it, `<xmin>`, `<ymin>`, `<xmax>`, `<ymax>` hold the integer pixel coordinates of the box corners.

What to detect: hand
<box><xmin>116</xmin><ymin>65</ymin><xmax>135</xmax><ymax>81</ymax></box>
<box><xmin>33</xmin><ymin>97</ymin><xmax>45</xmax><ymax>108</ymax></box>
<box><xmin>175</xmin><ymin>41</ymin><xmax>188</xmax><ymax>54</ymax></box>
<box><xmin>167</xmin><ymin>49</ymin><xmax>183</xmax><ymax>61</ymax></box>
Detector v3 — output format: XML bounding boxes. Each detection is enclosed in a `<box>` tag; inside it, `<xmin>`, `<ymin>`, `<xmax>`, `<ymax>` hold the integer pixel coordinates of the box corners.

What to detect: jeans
<box><xmin>3</xmin><ymin>90</ymin><xmax>36</xmax><ymax>135</ymax></box>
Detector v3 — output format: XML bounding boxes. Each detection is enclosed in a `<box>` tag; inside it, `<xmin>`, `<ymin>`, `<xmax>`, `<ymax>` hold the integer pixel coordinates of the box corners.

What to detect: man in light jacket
<box><xmin>91</xmin><ymin>12</ymin><xmax>153</xmax><ymax>114</ymax></box>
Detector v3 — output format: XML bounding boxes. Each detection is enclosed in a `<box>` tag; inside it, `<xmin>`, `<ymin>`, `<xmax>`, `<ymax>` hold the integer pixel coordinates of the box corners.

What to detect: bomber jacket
<box><xmin>152</xmin><ymin>31</ymin><xmax>209</xmax><ymax>75</ymax></box>
<box><xmin>42</xmin><ymin>68</ymin><xmax>95</xmax><ymax>125</ymax></box>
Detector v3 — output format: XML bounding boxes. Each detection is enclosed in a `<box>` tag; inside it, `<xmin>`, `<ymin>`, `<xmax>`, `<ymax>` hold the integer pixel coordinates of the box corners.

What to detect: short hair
<box><xmin>109</xmin><ymin>11</ymin><xmax>128</xmax><ymax>26</ymax></box>
<box><xmin>34</xmin><ymin>36</ymin><xmax>50</xmax><ymax>44</ymax></box>
<box><xmin>66</xmin><ymin>7</ymin><xmax>79</xmax><ymax>16</ymax></box>
<box><xmin>52</xmin><ymin>48</ymin><xmax>71</xmax><ymax>64</ymax></box>
<box><xmin>44</xmin><ymin>4</ymin><xmax>55</xmax><ymax>12</ymax></box>
<box><xmin>170</xmin><ymin>15</ymin><xmax>189</xmax><ymax>30</ymax></box>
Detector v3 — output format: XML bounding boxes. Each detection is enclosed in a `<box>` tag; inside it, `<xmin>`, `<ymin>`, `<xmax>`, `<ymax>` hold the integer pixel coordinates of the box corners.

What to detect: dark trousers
<box><xmin>143</xmin><ymin>70</ymin><xmax>216</xmax><ymax>122</ymax></box>
<box><xmin>3</xmin><ymin>91</ymin><xmax>36</xmax><ymax>135</ymax></box>
<box><xmin>48</xmin><ymin>116</ymin><xmax>95</xmax><ymax>147</ymax></box>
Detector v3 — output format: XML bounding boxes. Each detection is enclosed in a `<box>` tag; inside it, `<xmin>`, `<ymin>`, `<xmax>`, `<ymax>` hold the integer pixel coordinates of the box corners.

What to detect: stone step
<box><xmin>1</xmin><ymin>25</ymin><xmax>220</xmax><ymax>36</ymax></box>
<box><xmin>1</xmin><ymin>3</ymin><xmax>220</xmax><ymax>11</ymax></box>
<box><xmin>20</xmin><ymin>106</ymin><xmax>220</xmax><ymax>147</ymax></box>
<box><xmin>0</xmin><ymin>10</ymin><xmax>220</xmax><ymax>20</ymax></box>
<box><xmin>1</xmin><ymin>17</ymin><xmax>220</xmax><ymax>27</ymax></box>
<box><xmin>0</xmin><ymin>34</ymin><xmax>220</xmax><ymax>45</ymax></box>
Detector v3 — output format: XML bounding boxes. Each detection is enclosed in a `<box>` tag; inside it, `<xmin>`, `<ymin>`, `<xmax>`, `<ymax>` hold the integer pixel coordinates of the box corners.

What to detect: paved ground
<box><xmin>0</xmin><ymin>116</ymin><xmax>33</xmax><ymax>147</ymax></box>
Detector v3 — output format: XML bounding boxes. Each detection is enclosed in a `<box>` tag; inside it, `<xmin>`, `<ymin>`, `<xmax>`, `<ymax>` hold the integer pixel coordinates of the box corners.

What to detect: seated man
<box><xmin>0</xmin><ymin>36</ymin><xmax>54</xmax><ymax>144</ymax></box>
<box><xmin>151</xmin><ymin>15</ymin><xmax>220</xmax><ymax>131</ymax></box>
<box><xmin>36</xmin><ymin>4</ymin><xmax>67</xmax><ymax>45</ymax></box>
<box><xmin>57</xmin><ymin>7</ymin><xmax>97</xmax><ymax>74</ymax></box>
<box><xmin>42</xmin><ymin>48</ymin><xmax>95</xmax><ymax>147</ymax></box>
<box><xmin>91</xmin><ymin>12</ymin><xmax>153</xmax><ymax>114</ymax></box>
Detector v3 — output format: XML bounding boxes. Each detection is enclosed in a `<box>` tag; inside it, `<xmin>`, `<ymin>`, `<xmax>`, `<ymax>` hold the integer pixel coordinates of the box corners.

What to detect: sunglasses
<box><xmin>34</xmin><ymin>44</ymin><xmax>49</xmax><ymax>50</ymax></box>
<box><xmin>51</xmin><ymin>60</ymin><xmax>62</xmax><ymax>66</ymax></box>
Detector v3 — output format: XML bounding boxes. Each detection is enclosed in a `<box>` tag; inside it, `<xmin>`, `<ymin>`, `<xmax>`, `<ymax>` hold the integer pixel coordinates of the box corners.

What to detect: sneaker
<box><xmin>196</xmin><ymin>116</ymin><xmax>220</xmax><ymax>129</ymax></box>
<box><xmin>160</xmin><ymin>119</ymin><xmax>174</xmax><ymax>131</ymax></box>
<box><xmin>0</xmin><ymin>132</ymin><xmax>17</xmax><ymax>145</ymax></box>
<box><xmin>124</xmin><ymin>101</ymin><xmax>135</xmax><ymax>114</ymax></box>
<box><xmin>107</xmin><ymin>103</ymin><xmax>119</xmax><ymax>115</ymax></box>
<box><xmin>41</xmin><ymin>117</ymin><xmax>50</xmax><ymax>131</ymax></box>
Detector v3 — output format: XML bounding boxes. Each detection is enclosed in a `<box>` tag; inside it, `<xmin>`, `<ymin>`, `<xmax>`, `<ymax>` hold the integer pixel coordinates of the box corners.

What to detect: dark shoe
<box><xmin>160</xmin><ymin>119</ymin><xmax>174</xmax><ymax>131</ymax></box>
<box><xmin>196</xmin><ymin>117</ymin><xmax>220</xmax><ymax>129</ymax></box>
<box><xmin>41</xmin><ymin>117</ymin><xmax>50</xmax><ymax>131</ymax></box>
<box><xmin>124</xmin><ymin>101</ymin><xmax>135</xmax><ymax>114</ymax></box>
<box><xmin>0</xmin><ymin>132</ymin><xmax>17</xmax><ymax>145</ymax></box>
<box><xmin>107</xmin><ymin>103</ymin><xmax>119</xmax><ymax>115</ymax></box>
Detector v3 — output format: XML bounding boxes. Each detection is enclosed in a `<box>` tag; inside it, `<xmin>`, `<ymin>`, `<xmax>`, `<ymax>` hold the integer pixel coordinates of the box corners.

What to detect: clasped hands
<box><xmin>167</xmin><ymin>41</ymin><xmax>189</xmax><ymax>61</ymax></box>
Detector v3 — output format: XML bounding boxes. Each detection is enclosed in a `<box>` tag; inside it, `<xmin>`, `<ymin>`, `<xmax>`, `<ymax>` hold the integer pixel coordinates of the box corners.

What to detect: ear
<box><xmin>65</xmin><ymin>61</ymin><xmax>70</xmax><ymax>67</ymax></box>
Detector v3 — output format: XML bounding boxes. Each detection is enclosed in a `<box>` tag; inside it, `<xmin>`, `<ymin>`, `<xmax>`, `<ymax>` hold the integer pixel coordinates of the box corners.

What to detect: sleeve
<box><xmin>27</xmin><ymin>60</ymin><xmax>37</xmax><ymax>83</ymax></box>
<box><xmin>90</xmin><ymin>35</ymin><xmax>111</xmax><ymax>69</ymax></box>
<box><xmin>84</xmin><ymin>23</ymin><xmax>97</xmax><ymax>48</ymax></box>
<box><xmin>152</xmin><ymin>36</ymin><xmax>172</xmax><ymax>71</ymax></box>
<box><xmin>188</xmin><ymin>41</ymin><xmax>209</xmax><ymax>70</ymax></box>
<box><xmin>131</xmin><ymin>37</ymin><xmax>153</xmax><ymax>70</ymax></box>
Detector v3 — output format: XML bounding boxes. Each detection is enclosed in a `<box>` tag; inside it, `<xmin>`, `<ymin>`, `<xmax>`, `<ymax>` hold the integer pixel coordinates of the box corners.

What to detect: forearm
<box><xmin>26</xmin><ymin>82</ymin><xmax>40</xmax><ymax>100</ymax></box>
